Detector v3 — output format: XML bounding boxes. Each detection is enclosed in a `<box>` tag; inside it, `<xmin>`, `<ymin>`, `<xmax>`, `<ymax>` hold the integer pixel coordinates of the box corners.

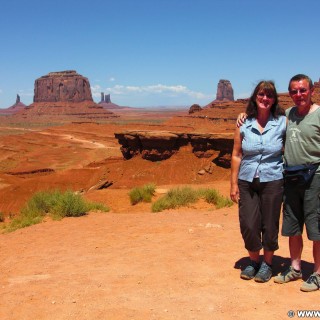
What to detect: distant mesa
<box><xmin>15</xmin><ymin>70</ymin><xmax>119</xmax><ymax>120</ymax></box>
<box><xmin>33</xmin><ymin>70</ymin><xmax>93</xmax><ymax>103</ymax></box>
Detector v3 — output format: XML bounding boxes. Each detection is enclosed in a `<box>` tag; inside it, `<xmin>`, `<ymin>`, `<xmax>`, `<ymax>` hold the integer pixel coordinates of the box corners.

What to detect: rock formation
<box><xmin>115</xmin><ymin>130</ymin><xmax>233</xmax><ymax>167</ymax></box>
<box><xmin>33</xmin><ymin>70</ymin><xmax>93</xmax><ymax>103</ymax></box>
<box><xmin>188</xmin><ymin>104</ymin><xmax>202</xmax><ymax>114</ymax></box>
<box><xmin>100</xmin><ymin>93</ymin><xmax>111</xmax><ymax>103</ymax></box>
<box><xmin>17</xmin><ymin>70</ymin><xmax>119</xmax><ymax>121</ymax></box>
<box><xmin>11</xmin><ymin>94</ymin><xmax>27</xmax><ymax>109</ymax></box>
<box><xmin>0</xmin><ymin>94</ymin><xmax>27</xmax><ymax>114</ymax></box>
<box><xmin>98</xmin><ymin>92</ymin><xmax>125</xmax><ymax>110</ymax></box>
<box><xmin>216</xmin><ymin>79</ymin><xmax>234</xmax><ymax>101</ymax></box>
<box><xmin>313</xmin><ymin>79</ymin><xmax>320</xmax><ymax>104</ymax></box>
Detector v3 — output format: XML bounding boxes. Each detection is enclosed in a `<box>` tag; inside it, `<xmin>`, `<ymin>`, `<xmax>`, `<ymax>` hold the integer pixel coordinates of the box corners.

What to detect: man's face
<box><xmin>289</xmin><ymin>79</ymin><xmax>314</xmax><ymax>108</ymax></box>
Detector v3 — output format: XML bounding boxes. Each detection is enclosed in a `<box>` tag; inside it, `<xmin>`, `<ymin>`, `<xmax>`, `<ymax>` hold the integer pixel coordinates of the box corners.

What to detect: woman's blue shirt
<box><xmin>239</xmin><ymin>115</ymin><xmax>286</xmax><ymax>182</ymax></box>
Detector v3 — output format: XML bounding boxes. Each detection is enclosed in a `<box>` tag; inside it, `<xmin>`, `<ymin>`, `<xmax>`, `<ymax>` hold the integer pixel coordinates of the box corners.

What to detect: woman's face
<box><xmin>255</xmin><ymin>89</ymin><xmax>275</xmax><ymax>112</ymax></box>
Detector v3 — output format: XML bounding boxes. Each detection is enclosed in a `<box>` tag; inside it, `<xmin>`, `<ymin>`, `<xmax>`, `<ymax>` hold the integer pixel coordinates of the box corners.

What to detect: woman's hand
<box><xmin>230</xmin><ymin>126</ymin><xmax>242</xmax><ymax>204</ymax></box>
<box><xmin>236</xmin><ymin>113</ymin><xmax>248</xmax><ymax>127</ymax></box>
<box><xmin>230</xmin><ymin>184</ymin><xmax>240</xmax><ymax>203</ymax></box>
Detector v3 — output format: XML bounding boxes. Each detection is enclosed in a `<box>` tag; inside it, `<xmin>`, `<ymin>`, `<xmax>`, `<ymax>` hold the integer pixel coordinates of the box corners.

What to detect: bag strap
<box><xmin>284</xmin><ymin>163</ymin><xmax>320</xmax><ymax>172</ymax></box>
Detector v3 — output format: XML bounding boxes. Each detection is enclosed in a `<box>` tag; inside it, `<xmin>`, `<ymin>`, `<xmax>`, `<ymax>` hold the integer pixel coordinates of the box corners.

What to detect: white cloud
<box><xmin>109</xmin><ymin>77</ymin><xmax>115</xmax><ymax>82</ymax></box>
<box><xmin>106</xmin><ymin>84</ymin><xmax>210</xmax><ymax>98</ymax></box>
<box><xmin>91</xmin><ymin>84</ymin><xmax>102</xmax><ymax>98</ymax></box>
<box><xmin>91</xmin><ymin>83</ymin><xmax>213</xmax><ymax>106</ymax></box>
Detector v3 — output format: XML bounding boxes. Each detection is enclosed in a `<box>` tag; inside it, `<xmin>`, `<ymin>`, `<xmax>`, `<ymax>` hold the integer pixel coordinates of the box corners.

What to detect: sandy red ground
<box><xmin>0</xmin><ymin>109</ymin><xmax>318</xmax><ymax>319</ymax></box>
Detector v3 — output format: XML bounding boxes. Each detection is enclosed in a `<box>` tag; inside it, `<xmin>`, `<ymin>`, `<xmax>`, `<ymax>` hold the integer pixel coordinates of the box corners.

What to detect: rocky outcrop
<box><xmin>188</xmin><ymin>104</ymin><xmax>202</xmax><ymax>114</ymax></box>
<box><xmin>0</xmin><ymin>94</ymin><xmax>27</xmax><ymax>114</ymax></box>
<box><xmin>314</xmin><ymin>80</ymin><xmax>320</xmax><ymax>103</ymax></box>
<box><xmin>10</xmin><ymin>94</ymin><xmax>27</xmax><ymax>110</ymax></box>
<box><xmin>216</xmin><ymin>79</ymin><xmax>234</xmax><ymax>101</ymax></box>
<box><xmin>98</xmin><ymin>92</ymin><xmax>126</xmax><ymax>110</ymax></box>
<box><xmin>100</xmin><ymin>93</ymin><xmax>111</xmax><ymax>103</ymax></box>
<box><xmin>33</xmin><ymin>70</ymin><xmax>93</xmax><ymax>103</ymax></box>
<box><xmin>115</xmin><ymin>130</ymin><xmax>233</xmax><ymax>167</ymax></box>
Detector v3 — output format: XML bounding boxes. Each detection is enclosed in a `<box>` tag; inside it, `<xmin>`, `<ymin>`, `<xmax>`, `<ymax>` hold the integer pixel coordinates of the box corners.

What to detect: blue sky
<box><xmin>0</xmin><ymin>0</ymin><xmax>319</xmax><ymax>108</ymax></box>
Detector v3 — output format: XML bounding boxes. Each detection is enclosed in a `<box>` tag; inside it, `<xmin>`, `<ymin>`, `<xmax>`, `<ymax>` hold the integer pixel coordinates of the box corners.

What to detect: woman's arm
<box><xmin>230</xmin><ymin>126</ymin><xmax>243</xmax><ymax>203</ymax></box>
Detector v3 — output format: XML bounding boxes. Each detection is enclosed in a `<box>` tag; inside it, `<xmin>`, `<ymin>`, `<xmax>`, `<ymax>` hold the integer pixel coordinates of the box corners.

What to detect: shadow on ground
<box><xmin>234</xmin><ymin>255</ymin><xmax>314</xmax><ymax>280</ymax></box>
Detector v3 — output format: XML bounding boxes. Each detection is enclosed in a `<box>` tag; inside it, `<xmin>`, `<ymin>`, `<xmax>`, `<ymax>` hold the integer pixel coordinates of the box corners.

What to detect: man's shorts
<box><xmin>282</xmin><ymin>174</ymin><xmax>320</xmax><ymax>240</ymax></box>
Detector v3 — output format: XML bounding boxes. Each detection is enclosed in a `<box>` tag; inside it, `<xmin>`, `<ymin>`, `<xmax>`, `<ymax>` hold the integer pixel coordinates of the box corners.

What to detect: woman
<box><xmin>230</xmin><ymin>81</ymin><xmax>286</xmax><ymax>283</ymax></box>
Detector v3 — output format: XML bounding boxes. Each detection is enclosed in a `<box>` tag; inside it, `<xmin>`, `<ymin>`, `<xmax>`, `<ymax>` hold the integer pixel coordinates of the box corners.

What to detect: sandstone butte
<box><xmin>11</xmin><ymin>70</ymin><xmax>119</xmax><ymax>120</ymax></box>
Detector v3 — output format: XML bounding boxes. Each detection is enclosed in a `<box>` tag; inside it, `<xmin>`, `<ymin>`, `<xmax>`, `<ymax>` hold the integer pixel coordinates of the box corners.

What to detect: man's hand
<box><xmin>236</xmin><ymin>113</ymin><xmax>248</xmax><ymax>127</ymax></box>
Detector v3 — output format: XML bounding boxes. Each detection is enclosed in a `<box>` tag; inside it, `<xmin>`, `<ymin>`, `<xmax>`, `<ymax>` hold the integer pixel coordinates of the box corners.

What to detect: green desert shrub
<box><xmin>4</xmin><ymin>203</ymin><xmax>46</xmax><ymax>232</ymax></box>
<box><xmin>151</xmin><ymin>186</ymin><xmax>198</xmax><ymax>212</ymax></box>
<box><xmin>199</xmin><ymin>188</ymin><xmax>233</xmax><ymax>209</ymax></box>
<box><xmin>151</xmin><ymin>186</ymin><xmax>233</xmax><ymax>212</ymax></box>
<box><xmin>129</xmin><ymin>183</ymin><xmax>156</xmax><ymax>205</ymax></box>
<box><xmin>4</xmin><ymin>189</ymin><xmax>109</xmax><ymax>232</ymax></box>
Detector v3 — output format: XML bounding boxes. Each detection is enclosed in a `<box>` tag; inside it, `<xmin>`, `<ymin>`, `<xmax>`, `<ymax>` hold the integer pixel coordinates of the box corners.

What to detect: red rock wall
<box><xmin>115</xmin><ymin>130</ymin><xmax>233</xmax><ymax>167</ymax></box>
<box><xmin>33</xmin><ymin>70</ymin><xmax>93</xmax><ymax>103</ymax></box>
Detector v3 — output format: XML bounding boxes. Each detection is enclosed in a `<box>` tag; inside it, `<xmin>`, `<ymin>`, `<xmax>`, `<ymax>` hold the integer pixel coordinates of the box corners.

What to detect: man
<box><xmin>272</xmin><ymin>74</ymin><xmax>320</xmax><ymax>292</ymax></box>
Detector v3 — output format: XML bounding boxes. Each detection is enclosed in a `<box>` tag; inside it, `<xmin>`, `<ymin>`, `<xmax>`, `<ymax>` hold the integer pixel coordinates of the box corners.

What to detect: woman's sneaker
<box><xmin>300</xmin><ymin>273</ymin><xmax>320</xmax><ymax>292</ymax></box>
<box><xmin>240</xmin><ymin>261</ymin><xmax>260</xmax><ymax>280</ymax></box>
<box><xmin>274</xmin><ymin>266</ymin><xmax>302</xmax><ymax>284</ymax></box>
<box><xmin>254</xmin><ymin>261</ymin><xmax>273</xmax><ymax>283</ymax></box>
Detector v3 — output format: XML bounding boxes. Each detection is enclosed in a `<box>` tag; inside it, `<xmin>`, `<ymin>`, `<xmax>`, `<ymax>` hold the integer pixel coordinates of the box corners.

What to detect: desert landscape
<box><xmin>0</xmin><ymin>72</ymin><xmax>320</xmax><ymax>320</ymax></box>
